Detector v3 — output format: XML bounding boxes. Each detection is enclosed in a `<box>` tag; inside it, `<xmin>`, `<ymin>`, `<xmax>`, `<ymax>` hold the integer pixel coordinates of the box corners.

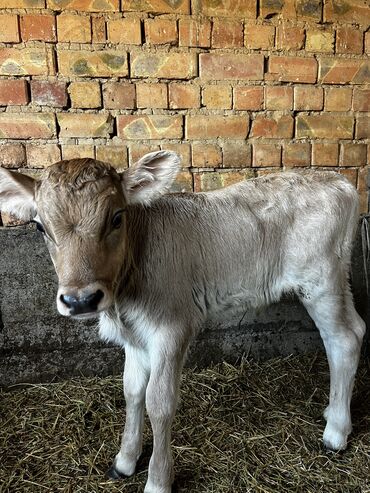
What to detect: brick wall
<box><xmin>0</xmin><ymin>0</ymin><xmax>369</xmax><ymax>226</ymax></box>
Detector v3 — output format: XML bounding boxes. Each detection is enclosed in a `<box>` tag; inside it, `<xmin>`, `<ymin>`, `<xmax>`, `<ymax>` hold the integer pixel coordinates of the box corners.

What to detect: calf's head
<box><xmin>0</xmin><ymin>151</ymin><xmax>180</xmax><ymax>319</ymax></box>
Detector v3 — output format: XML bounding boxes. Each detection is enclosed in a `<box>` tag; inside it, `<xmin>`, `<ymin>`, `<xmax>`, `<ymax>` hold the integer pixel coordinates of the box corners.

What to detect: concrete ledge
<box><xmin>0</xmin><ymin>221</ymin><xmax>368</xmax><ymax>386</ymax></box>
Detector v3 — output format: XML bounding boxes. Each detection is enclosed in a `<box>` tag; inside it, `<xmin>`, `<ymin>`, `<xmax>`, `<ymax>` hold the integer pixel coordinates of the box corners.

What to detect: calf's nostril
<box><xmin>84</xmin><ymin>289</ymin><xmax>104</xmax><ymax>310</ymax></box>
<box><xmin>60</xmin><ymin>293</ymin><xmax>78</xmax><ymax>308</ymax></box>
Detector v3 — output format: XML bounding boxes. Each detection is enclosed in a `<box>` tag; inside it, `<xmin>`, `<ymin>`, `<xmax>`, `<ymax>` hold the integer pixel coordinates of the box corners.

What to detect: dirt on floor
<box><xmin>1</xmin><ymin>353</ymin><xmax>370</xmax><ymax>493</ymax></box>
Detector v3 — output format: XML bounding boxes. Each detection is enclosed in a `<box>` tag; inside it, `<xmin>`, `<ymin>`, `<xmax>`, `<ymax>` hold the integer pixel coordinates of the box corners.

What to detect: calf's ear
<box><xmin>121</xmin><ymin>150</ymin><xmax>180</xmax><ymax>205</ymax></box>
<box><xmin>0</xmin><ymin>168</ymin><xmax>37</xmax><ymax>220</ymax></box>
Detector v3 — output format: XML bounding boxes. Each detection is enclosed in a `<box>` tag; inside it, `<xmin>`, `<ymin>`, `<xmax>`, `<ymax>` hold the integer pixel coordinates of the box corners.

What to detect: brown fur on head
<box><xmin>0</xmin><ymin>151</ymin><xmax>180</xmax><ymax>318</ymax></box>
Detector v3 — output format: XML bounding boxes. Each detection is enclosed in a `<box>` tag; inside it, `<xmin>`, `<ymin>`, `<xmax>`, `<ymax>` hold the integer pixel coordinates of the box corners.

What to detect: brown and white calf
<box><xmin>0</xmin><ymin>151</ymin><xmax>366</xmax><ymax>493</ymax></box>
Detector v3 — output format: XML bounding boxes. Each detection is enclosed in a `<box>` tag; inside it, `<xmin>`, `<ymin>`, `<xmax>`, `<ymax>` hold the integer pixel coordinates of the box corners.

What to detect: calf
<box><xmin>0</xmin><ymin>151</ymin><xmax>365</xmax><ymax>493</ymax></box>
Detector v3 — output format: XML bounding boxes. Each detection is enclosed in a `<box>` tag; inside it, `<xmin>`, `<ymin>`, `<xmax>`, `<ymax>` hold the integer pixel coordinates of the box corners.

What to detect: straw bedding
<box><xmin>1</xmin><ymin>353</ymin><xmax>369</xmax><ymax>493</ymax></box>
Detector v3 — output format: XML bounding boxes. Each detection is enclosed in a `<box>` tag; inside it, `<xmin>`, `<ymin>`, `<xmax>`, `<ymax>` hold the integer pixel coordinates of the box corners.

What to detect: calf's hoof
<box><xmin>106</xmin><ymin>464</ymin><xmax>129</xmax><ymax>480</ymax></box>
<box><xmin>323</xmin><ymin>423</ymin><xmax>349</xmax><ymax>452</ymax></box>
<box><xmin>144</xmin><ymin>481</ymin><xmax>172</xmax><ymax>493</ymax></box>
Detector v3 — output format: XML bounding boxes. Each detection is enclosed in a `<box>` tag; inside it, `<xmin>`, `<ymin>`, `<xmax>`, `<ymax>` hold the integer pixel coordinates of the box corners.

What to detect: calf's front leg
<box><xmin>144</xmin><ymin>345</ymin><xmax>186</xmax><ymax>493</ymax></box>
<box><xmin>108</xmin><ymin>344</ymin><xmax>150</xmax><ymax>478</ymax></box>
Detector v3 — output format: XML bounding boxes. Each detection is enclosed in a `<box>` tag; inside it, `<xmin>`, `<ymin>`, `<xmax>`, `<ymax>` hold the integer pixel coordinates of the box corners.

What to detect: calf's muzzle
<box><xmin>60</xmin><ymin>289</ymin><xmax>104</xmax><ymax>315</ymax></box>
<box><xmin>57</xmin><ymin>283</ymin><xmax>113</xmax><ymax>318</ymax></box>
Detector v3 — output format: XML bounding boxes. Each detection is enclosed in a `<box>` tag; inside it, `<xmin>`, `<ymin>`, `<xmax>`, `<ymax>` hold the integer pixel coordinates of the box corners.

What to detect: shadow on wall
<box><xmin>0</xmin><ymin>218</ymin><xmax>369</xmax><ymax>386</ymax></box>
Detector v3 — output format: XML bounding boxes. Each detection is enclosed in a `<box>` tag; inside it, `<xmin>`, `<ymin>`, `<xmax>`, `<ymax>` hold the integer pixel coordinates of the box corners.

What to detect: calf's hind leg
<box><xmin>302</xmin><ymin>286</ymin><xmax>365</xmax><ymax>451</ymax></box>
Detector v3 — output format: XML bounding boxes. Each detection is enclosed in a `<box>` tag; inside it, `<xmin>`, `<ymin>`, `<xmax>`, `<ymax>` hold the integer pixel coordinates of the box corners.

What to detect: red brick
<box><xmin>108</xmin><ymin>18</ymin><xmax>141</xmax><ymax>44</ymax></box>
<box><xmin>58</xmin><ymin>50</ymin><xmax>128</xmax><ymax>77</ymax></box>
<box><xmin>118</xmin><ymin>115</ymin><xmax>183</xmax><ymax>140</ymax></box>
<box><xmin>179</xmin><ymin>18</ymin><xmax>210</xmax><ymax>47</ymax></box>
<box><xmin>96</xmin><ymin>145</ymin><xmax>128</xmax><ymax>170</ymax></box>
<box><xmin>192</xmin><ymin>143</ymin><xmax>222</xmax><ymax>168</ymax></box>
<box><xmin>0</xmin><ymin>144</ymin><xmax>26</xmax><ymax>168</ymax></box>
<box><xmin>192</xmin><ymin>0</ymin><xmax>255</xmax><ymax>17</ymax></box>
<box><xmin>57</xmin><ymin>13</ymin><xmax>91</xmax><ymax>43</ymax></box>
<box><xmin>0</xmin><ymin>113</ymin><xmax>56</xmax><ymax>139</ymax></box>
<box><xmin>169</xmin><ymin>84</ymin><xmax>200</xmax><ymax>109</ymax></box>
<box><xmin>31</xmin><ymin>81</ymin><xmax>67</xmax><ymax>107</ymax></box>
<box><xmin>324</xmin><ymin>87</ymin><xmax>352</xmax><ymax>111</ymax></box>
<box><xmin>62</xmin><ymin>145</ymin><xmax>95</xmax><ymax>160</ymax></box>
<box><xmin>319</xmin><ymin>58</ymin><xmax>370</xmax><ymax>84</ymax></box>
<box><xmin>129</xmin><ymin>144</ymin><xmax>161</xmax><ymax>165</ymax></box>
<box><xmin>256</xmin><ymin>168</ymin><xmax>282</xmax><ymax>177</ymax></box>
<box><xmin>0</xmin><ymin>14</ymin><xmax>20</xmax><ymax>43</ymax></box>
<box><xmin>48</xmin><ymin>0</ymin><xmax>119</xmax><ymax>11</ymax></box>
<box><xmin>283</xmin><ymin>143</ymin><xmax>311</xmax><ymax>167</ymax></box>
<box><xmin>131</xmin><ymin>52</ymin><xmax>197</xmax><ymax>79</ymax></box>
<box><xmin>0</xmin><ymin>48</ymin><xmax>55</xmax><ymax>76</ymax></box>
<box><xmin>69</xmin><ymin>81</ymin><xmax>101</xmax><ymax>108</ymax></box>
<box><xmin>58</xmin><ymin>113</ymin><xmax>113</xmax><ymax>138</ymax></box>
<box><xmin>339</xmin><ymin>168</ymin><xmax>357</xmax><ymax>188</ymax></box>
<box><xmin>296</xmin><ymin>114</ymin><xmax>353</xmax><ymax>139</ymax></box>
<box><xmin>251</xmin><ymin>114</ymin><xmax>294</xmax><ymax>139</ymax></box>
<box><xmin>202</xmin><ymin>85</ymin><xmax>232</xmax><ymax>109</ymax></box>
<box><xmin>296</xmin><ymin>0</ymin><xmax>323</xmax><ymax>20</ymax></box>
<box><xmin>103</xmin><ymin>82</ymin><xmax>136</xmax><ymax>109</ymax></box>
<box><xmin>312</xmin><ymin>143</ymin><xmax>339</xmax><ymax>166</ymax></box>
<box><xmin>0</xmin><ymin>0</ymin><xmax>43</xmax><ymax>6</ymax></box>
<box><xmin>212</xmin><ymin>19</ymin><xmax>243</xmax><ymax>48</ymax></box>
<box><xmin>92</xmin><ymin>16</ymin><xmax>106</xmax><ymax>43</ymax></box>
<box><xmin>365</xmin><ymin>32</ymin><xmax>370</xmax><ymax>54</ymax></box>
<box><xmin>336</xmin><ymin>27</ymin><xmax>363</xmax><ymax>54</ymax></box>
<box><xmin>215</xmin><ymin>170</ymin><xmax>254</xmax><ymax>188</ymax></box>
<box><xmin>276</xmin><ymin>26</ymin><xmax>304</xmax><ymax>50</ymax></box>
<box><xmin>123</xmin><ymin>0</ymin><xmax>189</xmax><ymax>13</ymax></box>
<box><xmin>359</xmin><ymin>190</ymin><xmax>368</xmax><ymax>213</ymax></box>
<box><xmin>0</xmin><ymin>80</ymin><xmax>28</xmax><ymax>105</ymax></box>
<box><xmin>356</xmin><ymin>116</ymin><xmax>370</xmax><ymax>139</ymax></box>
<box><xmin>145</xmin><ymin>18</ymin><xmax>177</xmax><ymax>45</ymax></box>
<box><xmin>358</xmin><ymin>166</ymin><xmax>368</xmax><ymax>191</ymax></box>
<box><xmin>171</xmin><ymin>171</ymin><xmax>193</xmax><ymax>193</ymax></box>
<box><xmin>186</xmin><ymin>115</ymin><xmax>249</xmax><ymax>139</ymax></box>
<box><xmin>261</xmin><ymin>0</ymin><xmax>322</xmax><ymax>21</ymax></box>
<box><xmin>253</xmin><ymin>143</ymin><xmax>281</xmax><ymax>167</ymax></box>
<box><xmin>324</xmin><ymin>0</ymin><xmax>370</xmax><ymax>26</ymax></box>
<box><xmin>222</xmin><ymin>142</ymin><xmax>252</xmax><ymax>168</ymax></box>
<box><xmin>26</xmin><ymin>144</ymin><xmax>61</xmax><ymax>168</ymax></box>
<box><xmin>20</xmin><ymin>14</ymin><xmax>56</xmax><ymax>42</ymax></box>
<box><xmin>305</xmin><ymin>30</ymin><xmax>334</xmax><ymax>53</ymax></box>
<box><xmin>234</xmin><ymin>86</ymin><xmax>264</xmax><ymax>110</ymax></box>
<box><xmin>161</xmin><ymin>143</ymin><xmax>191</xmax><ymax>167</ymax></box>
<box><xmin>136</xmin><ymin>83</ymin><xmax>167</xmax><ymax>108</ymax></box>
<box><xmin>265</xmin><ymin>86</ymin><xmax>293</xmax><ymax>110</ymax></box>
<box><xmin>245</xmin><ymin>25</ymin><xmax>275</xmax><ymax>50</ymax></box>
<box><xmin>340</xmin><ymin>143</ymin><xmax>367</xmax><ymax>167</ymax></box>
<box><xmin>268</xmin><ymin>56</ymin><xmax>317</xmax><ymax>83</ymax></box>
<box><xmin>353</xmin><ymin>88</ymin><xmax>370</xmax><ymax>112</ymax></box>
<box><xmin>200</xmin><ymin>53</ymin><xmax>264</xmax><ymax>81</ymax></box>
<box><xmin>294</xmin><ymin>86</ymin><xmax>323</xmax><ymax>110</ymax></box>
<box><xmin>194</xmin><ymin>170</ymin><xmax>255</xmax><ymax>193</ymax></box>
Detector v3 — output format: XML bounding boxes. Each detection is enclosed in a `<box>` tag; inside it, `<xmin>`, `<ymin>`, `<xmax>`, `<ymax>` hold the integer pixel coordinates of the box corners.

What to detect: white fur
<box><xmin>122</xmin><ymin>150</ymin><xmax>180</xmax><ymax>206</ymax></box>
<box><xmin>0</xmin><ymin>168</ymin><xmax>36</xmax><ymax>220</ymax></box>
<box><xmin>99</xmin><ymin>312</ymin><xmax>126</xmax><ymax>347</ymax></box>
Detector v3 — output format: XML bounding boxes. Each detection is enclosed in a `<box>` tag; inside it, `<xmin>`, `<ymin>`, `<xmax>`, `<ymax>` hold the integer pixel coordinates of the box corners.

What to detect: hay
<box><xmin>1</xmin><ymin>353</ymin><xmax>370</xmax><ymax>493</ymax></box>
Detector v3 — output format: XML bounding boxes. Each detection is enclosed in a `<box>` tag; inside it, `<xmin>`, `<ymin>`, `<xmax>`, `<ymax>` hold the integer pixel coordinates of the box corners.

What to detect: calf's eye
<box><xmin>31</xmin><ymin>220</ymin><xmax>45</xmax><ymax>234</ymax></box>
<box><xmin>112</xmin><ymin>211</ymin><xmax>123</xmax><ymax>229</ymax></box>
